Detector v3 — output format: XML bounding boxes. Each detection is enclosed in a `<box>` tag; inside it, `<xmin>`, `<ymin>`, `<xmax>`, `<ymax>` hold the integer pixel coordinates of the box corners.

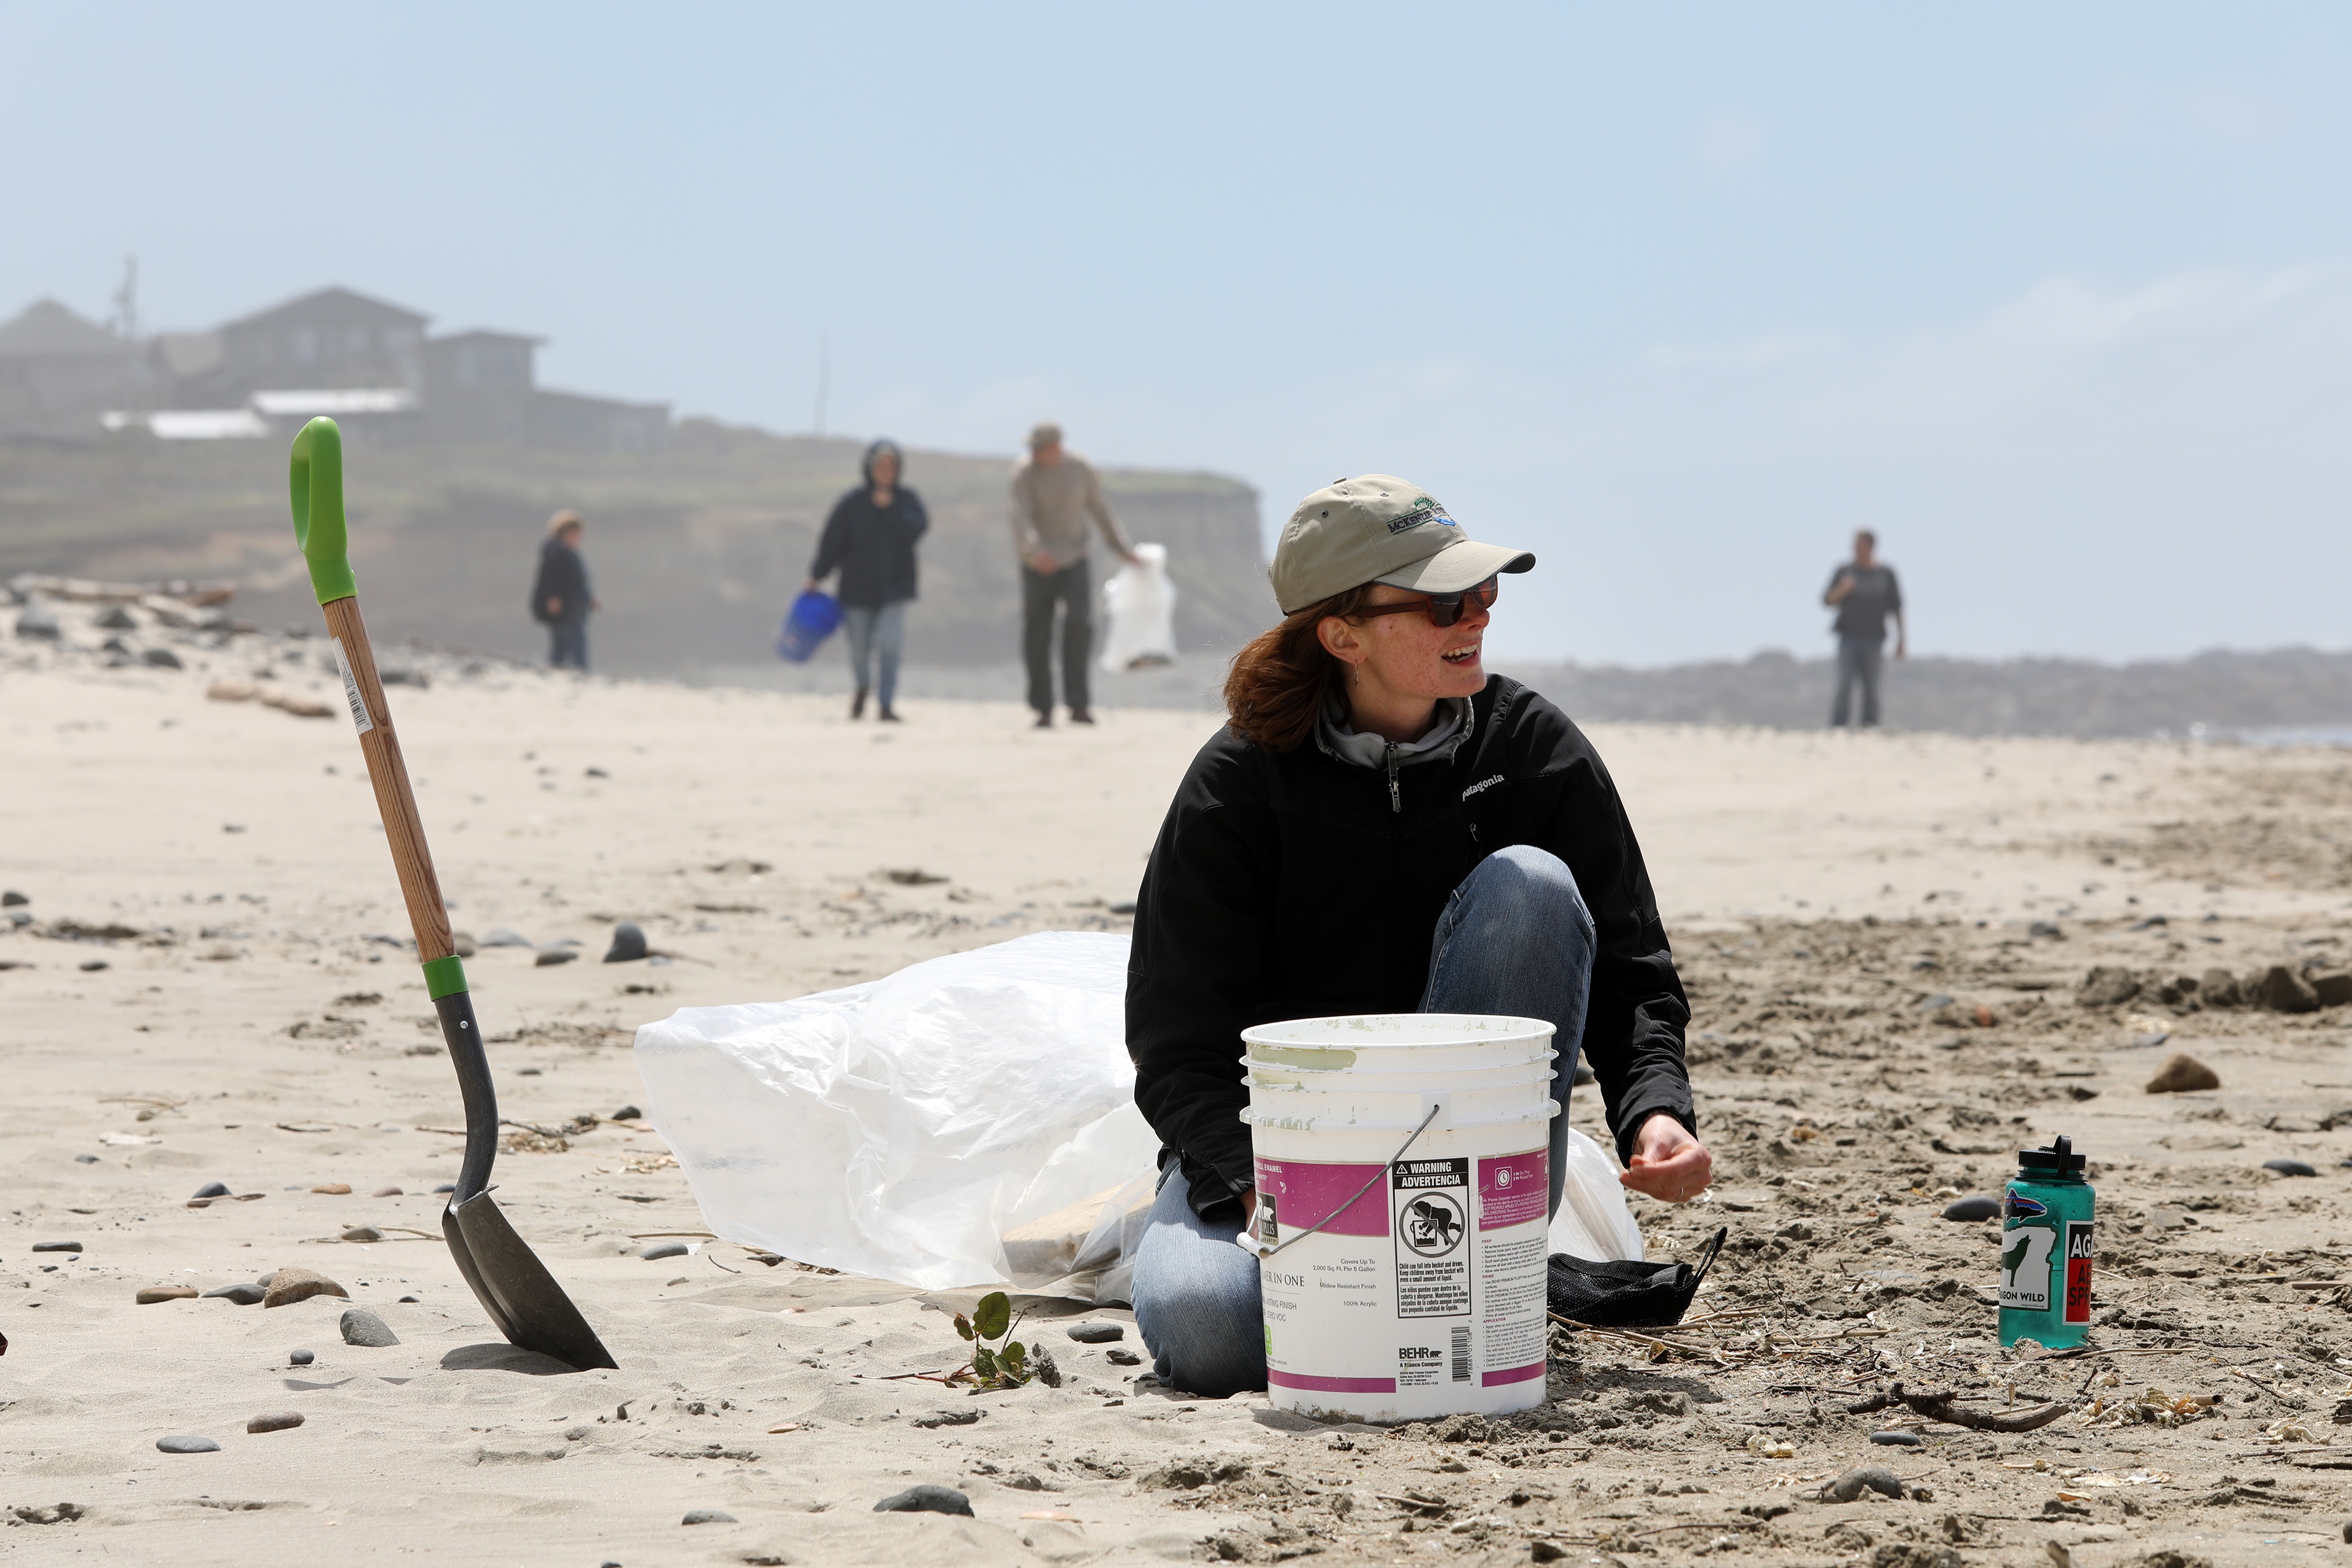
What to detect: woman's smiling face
<box><xmin>1322</xmin><ymin>582</ymin><xmax>1494</xmax><ymax>710</ymax></box>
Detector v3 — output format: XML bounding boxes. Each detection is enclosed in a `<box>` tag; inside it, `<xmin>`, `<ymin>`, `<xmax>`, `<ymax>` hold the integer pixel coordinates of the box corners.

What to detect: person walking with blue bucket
<box><xmin>805</xmin><ymin>439</ymin><xmax>927</xmax><ymax>722</ymax></box>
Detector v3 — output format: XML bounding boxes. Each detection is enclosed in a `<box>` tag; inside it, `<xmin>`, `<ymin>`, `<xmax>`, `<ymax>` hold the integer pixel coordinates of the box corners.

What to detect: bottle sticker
<box><xmin>1392</xmin><ymin>1157</ymin><xmax>1471</xmax><ymax>1318</ymax></box>
<box><xmin>2062</xmin><ymin>1220</ymin><xmax>2096</xmax><ymax>1324</ymax></box>
<box><xmin>1998</xmin><ymin>1224</ymin><xmax>2055</xmax><ymax>1312</ymax></box>
<box><xmin>331</xmin><ymin>638</ymin><xmax>374</xmax><ymax>736</ymax></box>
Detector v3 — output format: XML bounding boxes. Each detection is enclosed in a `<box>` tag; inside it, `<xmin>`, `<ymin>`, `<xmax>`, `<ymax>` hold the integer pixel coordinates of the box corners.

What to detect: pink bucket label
<box><xmin>1254</xmin><ymin>1156</ymin><xmax>1390</xmax><ymax>1238</ymax></box>
<box><xmin>1477</xmin><ymin>1149</ymin><xmax>1548</xmax><ymax>1231</ymax></box>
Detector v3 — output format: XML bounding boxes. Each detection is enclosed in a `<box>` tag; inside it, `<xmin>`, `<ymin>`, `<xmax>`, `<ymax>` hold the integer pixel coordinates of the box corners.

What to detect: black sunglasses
<box><xmin>1354</xmin><ymin>576</ymin><xmax>1500</xmax><ymax>629</ymax></box>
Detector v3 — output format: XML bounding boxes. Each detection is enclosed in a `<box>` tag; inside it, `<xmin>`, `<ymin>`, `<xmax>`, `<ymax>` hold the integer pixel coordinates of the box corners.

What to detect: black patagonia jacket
<box><xmin>1126</xmin><ymin>675</ymin><xmax>1696</xmax><ymax>1219</ymax></box>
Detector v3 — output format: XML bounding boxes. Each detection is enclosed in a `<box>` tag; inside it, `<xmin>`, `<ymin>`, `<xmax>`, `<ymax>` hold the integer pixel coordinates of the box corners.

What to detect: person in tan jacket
<box><xmin>1010</xmin><ymin>422</ymin><xmax>1139</xmax><ymax>727</ymax></box>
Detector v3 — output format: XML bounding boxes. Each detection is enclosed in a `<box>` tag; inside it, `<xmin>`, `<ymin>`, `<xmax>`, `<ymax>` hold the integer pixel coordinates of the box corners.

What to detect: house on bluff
<box><xmin>0</xmin><ymin>285</ymin><xmax>668</xmax><ymax>450</ymax></box>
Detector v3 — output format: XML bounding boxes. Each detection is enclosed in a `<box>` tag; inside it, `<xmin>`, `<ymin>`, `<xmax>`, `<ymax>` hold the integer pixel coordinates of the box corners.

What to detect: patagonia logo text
<box><xmin>1386</xmin><ymin>499</ymin><xmax>1452</xmax><ymax>534</ymax></box>
<box><xmin>1461</xmin><ymin>774</ymin><xmax>1505</xmax><ymax>800</ymax></box>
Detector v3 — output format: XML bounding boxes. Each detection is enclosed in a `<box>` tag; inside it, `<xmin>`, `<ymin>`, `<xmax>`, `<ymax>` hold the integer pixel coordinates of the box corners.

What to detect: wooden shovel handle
<box><xmin>321</xmin><ymin>595</ymin><xmax>455</xmax><ymax>961</ymax></box>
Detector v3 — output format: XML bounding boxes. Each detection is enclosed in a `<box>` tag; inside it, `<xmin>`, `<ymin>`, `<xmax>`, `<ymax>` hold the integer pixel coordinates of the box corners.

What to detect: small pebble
<box><xmin>192</xmin><ymin>1180</ymin><xmax>231</xmax><ymax>1199</ymax></box>
<box><xmin>1106</xmin><ymin>1347</ymin><xmax>1142</xmax><ymax>1365</ymax></box>
<box><xmin>1826</xmin><ymin>1465</ymin><xmax>1905</xmax><ymax>1502</ymax></box>
<box><xmin>137</xmin><ymin>1286</ymin><xmax>199</xmax><ymax>1304</ymax></box>
<box><xmin>261</xmin><ymin>1265</ymin><xmax>349</xmax><ymax>1309</ymax></box>
<box><xmin>156</xmin><ymin>1435</ymin><xmax>220</xmax><ymax>1454</ymax></box>
<box><xmin>535</xmin><ymin>947</ymin><xmax>578</xmax><ymax>967</ymax></box>
<box><xmin>398</xmin><ymin>1293</ymin><xmax>420</xmax><ymax>1303</ymax></box>
<box><xmin>202</xmin><ymin>1282</ymin><xmax>266</xmax><ymax>1305</ymax></box>
<box><xmin>341</xmin><ymin>1226</ymin><xmax>384</xmax><ymax>1243</ymax></box>
<box><xmin>1941</xmin><ymin>1196</ymin><xmax>2001</xmax><ymax>1222</ymax></box>
<box><xmin>603</xmin><ymin>922</ymin><xmax>649</xmax><ymax>963</ymax></box>
<box><xmin>873</xmin><ymin>1484</ymin><xmax>974</xmax><ymax>1517</ymax></box>
<box><xmin>79</xmin><ymin>959</ymin><xmax>109</xmax><ymax>972</ymax></box>
<box><xmin>1065</xmin><ymin>1321</ymin><xmax>1126</xmax><ymax>1344</ymax></box>
<box><xmin>340</xmin><ymin>1308</ymin><xmax>399</xmax><ymax>1348</ymax></box>
<box><xmin>2264</xmin><ymin>1159</ymin><xmax>2319</xmax><ymax>1178</ymax></box>
<box><xmin>371</xmin><ymin>1186</ymin><xmax>403</xmax><ymax>1197</ymax></box>
<box><xmin>74</xmin><ymin>1154</ymin><xmax>99</xmax><ymax>1163</ymax></box>
<box><xmin>32</xmin><ymin>1241</ymin><xmax>82</xmax><ymax>1254</ymax></box>
<box><xmin>290</xmin><ymin>1349</ymin><xmax>315</xmax><ymax>1365</ymax></box>
<box><xmin>311</xmin><ymin>1182</ymin><xmax>352</xmax><ymax>1195</ymax></box>
<box><xmin>433</xmin><ymin>1182</ymin><xmax>457</xmax><ymax>1193</ymax></box>
<box><xmin>611</xmin><ymin>1105</ymin><xmax>642</xmax><ymax>1121</ymax></box>
<box><xmin>639</xmin><ymin>1241</ymin><xmax>690</xmax><ymax>1261</ymax></box>
<box><xmin>247</xmin><ymin>1411</ymin><xmax>305</xmax><ymax>1433</ymax></box>
<box><xmin>2145</xmin><ymin>1052</ymin><xmax>2221</xmax><ymax>1094</ymax></box>
<box><xmin>1869</xmin><ymin>1431</ymin><xmax>1922</xmax><ymax>1446</ymax></box>
<box><xmin>679</xmin><ymin>1509</ymin><xmax>736</xmax><ymax>1525</ymax></box>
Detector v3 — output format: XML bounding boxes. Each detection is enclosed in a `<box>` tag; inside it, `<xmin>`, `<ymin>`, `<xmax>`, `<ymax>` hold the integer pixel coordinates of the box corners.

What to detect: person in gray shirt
<box><xmin>1009</xmin><ymin>422</ymin><xmax>1139</xmax><ymax>727</ymax></box>
<box><xmin>1823</xmin><ymin>529</ymin><xmax>1905</xmax><ymax>727</ymax></box>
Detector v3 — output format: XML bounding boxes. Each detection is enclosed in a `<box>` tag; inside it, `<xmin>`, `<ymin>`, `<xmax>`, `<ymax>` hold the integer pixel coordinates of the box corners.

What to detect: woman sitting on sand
<box><xmin>1124</xmin><ymin>475</ymin><xmax>1716</xmax><ymax>1397</ymax></box>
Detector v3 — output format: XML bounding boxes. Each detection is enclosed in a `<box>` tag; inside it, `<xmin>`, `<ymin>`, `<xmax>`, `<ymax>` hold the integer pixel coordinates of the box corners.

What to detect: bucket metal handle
<box><xmin>1234</xmin><ymin>1103</ymin><xmax>1441</xmax><ymax>1261</ymax></box>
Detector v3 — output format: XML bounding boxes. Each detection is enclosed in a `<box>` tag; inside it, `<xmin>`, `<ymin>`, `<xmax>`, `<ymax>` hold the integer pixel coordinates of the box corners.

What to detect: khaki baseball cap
<box><xmin>1269</xmin><ymin>475</ymin><xmax>1534</xmax><ymax>614</ymax></box>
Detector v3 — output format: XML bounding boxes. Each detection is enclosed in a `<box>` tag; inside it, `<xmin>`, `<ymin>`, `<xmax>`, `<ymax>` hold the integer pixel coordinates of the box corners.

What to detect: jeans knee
<box><xmin>1472</xmin><ymin>845</ymin><xmax>1593</xmax><ymax>938</ymax></box>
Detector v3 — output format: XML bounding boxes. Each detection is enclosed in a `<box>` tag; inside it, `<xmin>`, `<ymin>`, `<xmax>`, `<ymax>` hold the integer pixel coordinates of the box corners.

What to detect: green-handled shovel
<box><xmin>289</xmin><ymin>416</ymin><xmax>617</xmax><ymax>1372</ymax></box>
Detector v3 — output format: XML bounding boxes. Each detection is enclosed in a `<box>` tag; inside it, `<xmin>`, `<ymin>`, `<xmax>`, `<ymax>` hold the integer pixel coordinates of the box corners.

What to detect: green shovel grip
<box><xmin>288</xmin><ymin>416</ymin><xmax>357</xmax><ymax>605</ymax></box>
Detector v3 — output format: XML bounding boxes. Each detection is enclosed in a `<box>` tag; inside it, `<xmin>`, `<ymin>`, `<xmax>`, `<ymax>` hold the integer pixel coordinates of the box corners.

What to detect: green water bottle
<box><xmin>1998</xmin><ymin>1135</ymin><xmax>2094</xmax><ymax>1349</ymax></box>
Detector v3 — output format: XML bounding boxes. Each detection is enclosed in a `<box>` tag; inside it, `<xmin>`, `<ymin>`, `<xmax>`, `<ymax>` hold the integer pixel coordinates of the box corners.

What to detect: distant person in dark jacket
<box><xmin>1823</xmin><ymin>529</ymin><xmax>1906</xmax><ymax>727</ymax></box>
<box><xmin>1123</xmin><ymin>475</ymin><xmax>1713</xmax><ymax>1398</ymax></box>
<box><xmin>531</xmin><ymin>510</ymin><xmax>597</xmax><ymax>671</ymax></box>
<box><xmin>806</xmin><ymin>438</ymin><xmax>928</xmax><ymax>722</ymax></box>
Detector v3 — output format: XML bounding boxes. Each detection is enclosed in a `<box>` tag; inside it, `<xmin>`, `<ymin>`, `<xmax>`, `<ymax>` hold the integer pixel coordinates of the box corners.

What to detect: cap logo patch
<box><xmin>1386</xmin><ymin>499</ymin><xmax>1450</xmax><ymax>535</ymax></box>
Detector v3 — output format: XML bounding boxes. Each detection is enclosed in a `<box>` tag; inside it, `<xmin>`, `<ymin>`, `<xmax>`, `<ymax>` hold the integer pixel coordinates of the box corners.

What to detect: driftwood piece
<box><xmin>1846</xmin><ymin>1380</ymin><xmax>2074</xmax><ymax>1433</ymax></box>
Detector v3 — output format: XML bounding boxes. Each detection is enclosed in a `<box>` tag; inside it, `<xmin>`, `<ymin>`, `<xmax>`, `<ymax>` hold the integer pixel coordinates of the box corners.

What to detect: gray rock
<box><xmin>73</xmin><ymin>1154</ymin><xmax>98</xmax><ymax>1164</ymax></box>
<box><xmin>1826</xmin><ymin>1465</ymin><xmax>1906</xmax><ymax>1502</ymax></box>
<box><xmin>2201</xmin><ymin>967</ymin><xmax>2243</xmax><ymax>1006</ymax></box>
<box><xmin>290</xmin><ymin>1349</ymin><xmax>315</xmax><ymax>1365</ymax></box>
<box><xmin>610</xmin><ymin>1105</ymin><xmax>642</xmax><ymax>1121</ymax></box>
<box><xmin>1941</xmin><ymin>1196</ymin><xmax>2000</xmax><ymax>1222</ymax></box>
<box><xmin>603</xmin><ymin>922</ymin><xmax>648</xmax><ymax>963</ymax></box>
<box><xmin>192</xmin><ymin>1180</ymin><xmax>230</xmax><ymax>1199</ymax></box>
<box><xmin>246</xmin><ymin>1410</ymin><xmax>305</xmax><ymax>1433</ymax></box>
<box><xmin>2315</xmin><ymin>972</ymin><xmax>2352</xmax><ymax>1009</ymax></box>
<box><xmin>0</xmin><ymin>890</ymin><xmax>27</xmax><ymax>906</ymax></box>
<box><xmin>2146</xmin><ymin>1052</ymin><xmax>2221</xmax><ymax>1093</ymax></box>
<box><xmin>873</xmin><ymin>1484</ymin><xmax>973</xmax><ymax>1516</ymax></box>
<box><xmin>2077</xmin><ymin>965</ymin><xmax>2142</xmax><ymax>1008</ymax></box>
<box><xmin>156</xmin><ymin>1435</ymin><xmax>220</xmax><ymax>1453</ymax></box>
<box><xmin>535</xmin><ymin>946</ymin><xmax>578</xmax><ymax>967</ymax></box>
<box><xmin>638</xmin><ymin>1241</ymin><xmax>690</xmax><ymax>1260</ymax></box>
<box><xmin>1917</xmin><ymin>993</ymin><xmax>1955</xmax><ymax>1012</ymax></box>
<box><xmin>31</xmin><ymin>1241</ymin><xmax>81</xmax><ymax>1254</ymax></box>
<box><xmin>141</xmin><ymin>646</ymin><xmax>184</xmax><ymax>669</ymax></box>
<box><xmin>1066</xmin><ymin>1321</ymin><xmax>1126</xmax><ymax>1343</ymax></box>
<box><xmin>1031</xmin><ymin>1348</ymin><xmax>1063</xmax><ymax>1388</ymax></box>
<box><xmin>433</xmin><ymin>1182</ymin><xmax>457</xmax><ymax>1193</ymax></box>
<box><xmin>1106</xmin><ymin>1347</ymin><xmax>1143</xmax><ymax>1365</ymax></box>
<box><xmin>95</xmin><ymin>605</ymin><xmax>136</xmax><ymax>630</ymax></box>
<box><xmin>341</xmin><ymin>1226</ymin><xmax>384</xmax><ymax>1243</ymax></box>
<box><xmin>201</xmin><ymin>1282</ymin><xmax>265</xmax><ymax>1305</ymax></box>
<box><xmin>2249</xmin><ymin>964</ymin><xmax>2321</xmax><ymax>1014</ymax></box>
<box><xmin>2030</xmin><ymin>920</ymin><xmax>2064</xmax><ymax>939</ymax></box>
<box><xmin>2264</xmin><ymin>1159</ymin><xmax>2319</xmax><ymax>1178</ymax></box>
<box><xmin>680</xmin><ymin>1509</ymin><xmax>737</xmax><ymax>1525</ymax></box>
<box><xmin>1868</xmin><ymin>1430</ymin><xmax>1922</xmax><ymax>1446</ymax></box>
<box><xmin>14</xmin><ymin>603</ymin><xmax>59</xmax><ymax>639</ymax></box>
<box><xmin>340</xmin><ymin>1308</ymin><xmax>399</xmax><ymax>1347</ymax></box>
<box><xmin>481</xmin><ymin>927</ymin><xmax>534</xmax><ymax>947</ymax></box>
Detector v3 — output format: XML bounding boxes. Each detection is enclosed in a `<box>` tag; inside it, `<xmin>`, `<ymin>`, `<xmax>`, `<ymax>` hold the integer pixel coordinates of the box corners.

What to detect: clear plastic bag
<box><xmin>1098</xmin><ymin>542</ymin><xmax>1178</xmax><ymax>672</ymax></box>
<box><xmin>631</xmin><ymin>931</ymin><xmax>1158</xmax><ymax>1296</ymax></box>
<box><xmin>1546</xmin><ymin>1127</ymin><xmax>1645</xmax><ymax>1261</ymax></box>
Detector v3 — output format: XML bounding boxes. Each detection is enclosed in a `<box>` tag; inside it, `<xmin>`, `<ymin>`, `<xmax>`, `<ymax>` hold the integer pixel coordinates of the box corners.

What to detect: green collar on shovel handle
<box><xmin>288</xmin><ymin>416</ymin><xmax>356</xmax><ymax>605</ymax></box>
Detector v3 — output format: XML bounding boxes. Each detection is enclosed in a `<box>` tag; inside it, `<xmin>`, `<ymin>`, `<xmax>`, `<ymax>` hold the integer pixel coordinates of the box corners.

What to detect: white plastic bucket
<box><xmin>1237</xmin><ymin>1013</ymin><xmax>1558</xmax><ymax>1424</ymax></box>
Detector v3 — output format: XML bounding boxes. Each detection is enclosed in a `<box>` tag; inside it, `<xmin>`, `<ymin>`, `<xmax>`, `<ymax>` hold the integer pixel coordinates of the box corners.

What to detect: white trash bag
<box><xmin>1098</xmin><ymin>542</ymin><xmax>1178</xmax><ymax>672</ymax></box>
<box><xmin>632</xmin><ymin>931</ymin><xmax>1158</xmax><ymax>1296</ymax></box>
<box><xmin>1547</xmin><ymin>1127</ymin><xmax>1645</xmax><ymax>1262</ymax></box>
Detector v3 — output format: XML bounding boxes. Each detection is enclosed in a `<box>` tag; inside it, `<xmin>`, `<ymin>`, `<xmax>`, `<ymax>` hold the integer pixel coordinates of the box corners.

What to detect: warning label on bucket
<box><xmin>1393</xmin><ymin>1157</ymin><xmax>1471</xmax><ymax>1318</ymax></box>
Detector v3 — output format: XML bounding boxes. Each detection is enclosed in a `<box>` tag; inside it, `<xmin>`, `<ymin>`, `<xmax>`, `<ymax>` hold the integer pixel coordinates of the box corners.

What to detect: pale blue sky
<box><xmin>6</xmin><ymin>4</ymin><xmax>2350</xmax><ymax>663</ymax></box>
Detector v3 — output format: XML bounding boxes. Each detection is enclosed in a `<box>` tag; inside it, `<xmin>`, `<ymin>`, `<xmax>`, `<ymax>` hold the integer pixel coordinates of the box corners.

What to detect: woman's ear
<box><xmin>1317</xmin><ymin>614</ymin><xmax>1367</xmax><ymax>667</ymax></box>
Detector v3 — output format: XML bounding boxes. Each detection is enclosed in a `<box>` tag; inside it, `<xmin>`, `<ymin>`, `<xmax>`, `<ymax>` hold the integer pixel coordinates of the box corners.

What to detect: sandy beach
<box><xmin>9</xmin><ymin>618</ymin><xmax>2352</xmax><ymax>1565</ymax></box>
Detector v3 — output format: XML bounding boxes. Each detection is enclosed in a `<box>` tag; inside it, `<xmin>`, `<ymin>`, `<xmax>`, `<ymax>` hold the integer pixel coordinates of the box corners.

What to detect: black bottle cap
<box><xmin>2017</xmin><ymin>1134</ymin><xmax>2086</xmax><ymax>1173</ymax></box>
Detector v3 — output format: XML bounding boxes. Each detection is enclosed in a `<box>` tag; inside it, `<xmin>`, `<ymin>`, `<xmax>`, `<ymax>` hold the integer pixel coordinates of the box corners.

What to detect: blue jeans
<box><xmin>1831</xmin><ymin>635</ymin><xmax>1883</xmax><ymax>727</ymax></box>
<box><xmin>548</xmin><ymin>614</ymin><xmax>588</xmax><ymax>671</ymax></box>
<box><xmin>843</xmin><ymin>601</ymin><xmax>907</xmax><ymax>710</ymax></box>
<box><xmin>1128</xmin><ymin>843</ymin><xmax>1597</xmax><ymax>1397</ymax></box>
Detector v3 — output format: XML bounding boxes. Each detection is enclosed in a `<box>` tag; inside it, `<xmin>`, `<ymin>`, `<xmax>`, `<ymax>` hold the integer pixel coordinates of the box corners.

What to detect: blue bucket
<box><xmin>775</xmin><ymin>590</ymin><xmax>843</xmax><ymax>663</ymax></box>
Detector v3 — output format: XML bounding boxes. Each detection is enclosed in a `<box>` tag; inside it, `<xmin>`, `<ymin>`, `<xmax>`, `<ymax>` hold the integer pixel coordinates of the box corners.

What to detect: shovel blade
<box><xmin>444</xmin><ymin>1192</ymin><xmax>618</xmax><ymax>1371</ymax></box>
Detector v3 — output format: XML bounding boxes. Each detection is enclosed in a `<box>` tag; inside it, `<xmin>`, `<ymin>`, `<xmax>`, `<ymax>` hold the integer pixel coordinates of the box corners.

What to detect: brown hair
<box><xmin>1223</xmin><ymin>584</ymin><xmax>1375</xmax><ymax>752</ymax></box>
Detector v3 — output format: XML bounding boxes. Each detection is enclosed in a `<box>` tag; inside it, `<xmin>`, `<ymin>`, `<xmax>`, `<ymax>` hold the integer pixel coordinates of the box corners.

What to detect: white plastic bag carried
<box><xmin>1546</xmin><ymin>1127</ymin><xmax>1645</xmax><ymax>1262</ymax></box>
<box><xmin>632</xmin><ymin>931</ymin><xmax>1158</xmax><ymax>1296</ymax></box>
<box><xmin>1098</xmin><ymin>542</ymin><xmax>1178</xmax><ymax>672</ymax></box>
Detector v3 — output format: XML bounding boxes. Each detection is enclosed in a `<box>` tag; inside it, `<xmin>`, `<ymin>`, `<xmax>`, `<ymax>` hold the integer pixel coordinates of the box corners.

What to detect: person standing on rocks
<box><xmin>531</xmin><ymin>510</ymin><xmax>598</xmax><ymax>673</ymax></box>
<box><xmin>1010</xmin><ymin>422</ymin><xmax>1139</xmax><ymax>728</ymax></box>
<box><xmin>1823</xmin><ymin>529</ymin><xmax>1905</xmax><ymax>727</ymax></box>
<box><xmin>807</xmin><ymin>438</ymin><xmax>928</xmax><ymax>722</ymax></box>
